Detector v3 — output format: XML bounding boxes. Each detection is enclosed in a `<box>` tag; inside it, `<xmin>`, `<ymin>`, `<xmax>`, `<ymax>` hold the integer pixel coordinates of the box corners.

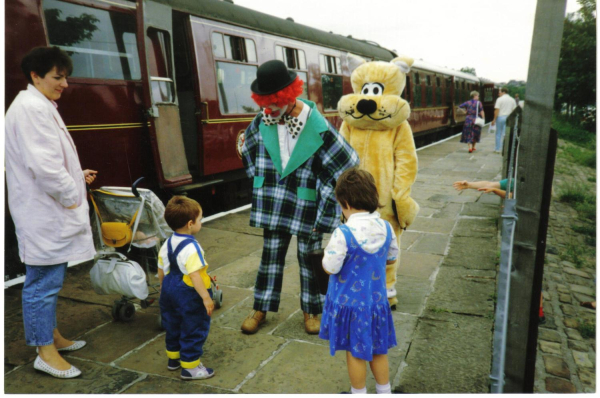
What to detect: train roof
<box><xmin>152</xmin><ymin>0</ymin><xmax>398</xmax><ymax>61</ymax></box>
<box><xmin>412</xmin><ymin>59</ymin><xmax>480</xmax><ymax>83</ymax></box>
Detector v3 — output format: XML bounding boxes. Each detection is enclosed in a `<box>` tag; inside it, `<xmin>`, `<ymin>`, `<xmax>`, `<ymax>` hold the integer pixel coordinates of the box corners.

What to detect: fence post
<box><xmin>503</xmin><ymin>0</ymin><xmax>566</xmax><ymax>392</ymax></box>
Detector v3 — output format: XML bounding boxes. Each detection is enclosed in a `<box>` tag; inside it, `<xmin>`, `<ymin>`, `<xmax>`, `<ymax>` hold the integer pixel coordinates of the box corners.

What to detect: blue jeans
<box><xmin>22</xmin><ymin>263</ymin><xmax>67</xmax><ymax>346</ymax></box>
<box><xmin>495</xmin><ymin>115</ymin><xmax>508</xmax><ymax>151</ymax></box>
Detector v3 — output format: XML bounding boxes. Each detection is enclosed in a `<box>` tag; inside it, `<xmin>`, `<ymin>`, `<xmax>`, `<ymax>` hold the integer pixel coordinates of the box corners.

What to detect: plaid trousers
<box><xmin>253</xmin><ymin>229</ymin><xmax>323</xmax><ymax>314</ymax></box>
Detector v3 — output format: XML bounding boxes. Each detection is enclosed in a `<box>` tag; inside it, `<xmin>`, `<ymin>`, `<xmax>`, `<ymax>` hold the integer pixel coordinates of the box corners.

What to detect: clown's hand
<box><xmin>395</xmin><ymin>197</ymin><xmax>420</xmax><ymax>229</ymax></box>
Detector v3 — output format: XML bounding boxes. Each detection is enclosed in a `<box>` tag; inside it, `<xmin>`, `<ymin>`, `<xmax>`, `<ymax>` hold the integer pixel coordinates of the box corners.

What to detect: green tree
<box><xmin>44</xmin><ymin>8</ymin><xmax>99</xmax><ymax>47</ymax></box>
<box><xmin>554</xmin><ymin>0</ymin><xmax>596</xmax><ymax>121</ymax></box>
<box><xmin>460</xmin><ymin>67</ymin><xmax>477</xmax><ymax>76</ymax></box>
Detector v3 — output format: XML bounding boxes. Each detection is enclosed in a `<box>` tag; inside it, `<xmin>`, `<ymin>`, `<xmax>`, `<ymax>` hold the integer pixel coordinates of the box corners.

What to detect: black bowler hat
<box><xmin>251</xmin><ymin>60</ymin><xmax>297</xmax><ymax>95</ymax></box>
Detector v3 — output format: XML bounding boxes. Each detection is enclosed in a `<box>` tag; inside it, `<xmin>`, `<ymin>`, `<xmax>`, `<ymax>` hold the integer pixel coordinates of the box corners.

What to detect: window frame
<box><xmin>211</xmin><ymin>31</ymin><xmax>257</xmax><ymax>64</ymax></box>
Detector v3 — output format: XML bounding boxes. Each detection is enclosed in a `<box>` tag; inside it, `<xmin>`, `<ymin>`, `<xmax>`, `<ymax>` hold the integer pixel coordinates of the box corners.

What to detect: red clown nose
<box><xmin>263</xmin><ymin>108</ymin><xmax>272</xmax><ymax>115</ymax></box>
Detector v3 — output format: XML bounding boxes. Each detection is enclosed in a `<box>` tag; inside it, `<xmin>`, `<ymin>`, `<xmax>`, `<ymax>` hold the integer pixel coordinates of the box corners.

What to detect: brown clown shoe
<box><xmin>241</xmin><ymin>310</ymin><xmax>266</xmax><ymax>334</ymax></box>
<box><xmin>303</xmin><ymin>312</ymin><xmax>320</xmax><ymax>334</ymax></box>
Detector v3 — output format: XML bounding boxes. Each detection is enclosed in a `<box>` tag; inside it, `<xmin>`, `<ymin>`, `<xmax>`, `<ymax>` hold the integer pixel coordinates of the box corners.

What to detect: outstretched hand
<box><xmin>453</xmin><ymin>181</ymin><xmax>469</xmax><ymax>191</ymax></box>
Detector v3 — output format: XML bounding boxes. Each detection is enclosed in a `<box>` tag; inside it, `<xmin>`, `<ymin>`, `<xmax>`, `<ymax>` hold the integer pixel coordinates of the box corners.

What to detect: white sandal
<box><xmin>36</xmin><ymin>340</ymin><xmax>87</xmax><ymax>354</ymax></box>
<box><xmin>33</xmin><ymin>356</ymin><xmax>81</xmax><ymax>379</ymax></box>
<box><xmin>58</xmin><ymin>340</ymin><xmax>87</xmax><ymax>352</ymax></box>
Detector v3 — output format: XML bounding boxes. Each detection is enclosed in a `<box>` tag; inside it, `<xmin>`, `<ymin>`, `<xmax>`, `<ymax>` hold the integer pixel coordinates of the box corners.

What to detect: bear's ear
<box><xmin>391</xmin><ymin>55</ymin><xmax>414</xmax><ymax>74</ymax></box>
<box><xmin>347</xmin><ymin>53</ymin><xmax>367</xmax><ymax>73</ymax></box>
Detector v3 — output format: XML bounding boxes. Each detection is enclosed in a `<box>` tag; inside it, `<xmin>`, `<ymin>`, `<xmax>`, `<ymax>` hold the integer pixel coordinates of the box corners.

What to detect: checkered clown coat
<box><xmin>241</xmin><ymin>99</ymin><xmax>359</xmax><ymax>237</ymax></box>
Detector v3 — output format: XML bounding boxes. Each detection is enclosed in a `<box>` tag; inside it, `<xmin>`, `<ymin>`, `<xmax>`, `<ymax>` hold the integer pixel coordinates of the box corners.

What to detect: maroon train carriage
<box><xmin>4</xmin><ymin>0</ymin><xmax>497</xmax><ymax>283</ymax></box>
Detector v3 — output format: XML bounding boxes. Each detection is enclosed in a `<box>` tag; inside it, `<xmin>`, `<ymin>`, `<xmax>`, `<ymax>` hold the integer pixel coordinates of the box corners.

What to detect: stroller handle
<box><xmin>132</xmin><ymin>177</ymin><xmax>145</xmax><ymax>198</ymax></box>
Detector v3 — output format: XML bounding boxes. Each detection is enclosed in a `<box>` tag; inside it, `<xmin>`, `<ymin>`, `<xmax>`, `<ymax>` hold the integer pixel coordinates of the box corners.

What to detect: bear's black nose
<box><xmin>356</xmin><ymin>99</ymin><xmax>377</xmax><ymax>115</ymax></box>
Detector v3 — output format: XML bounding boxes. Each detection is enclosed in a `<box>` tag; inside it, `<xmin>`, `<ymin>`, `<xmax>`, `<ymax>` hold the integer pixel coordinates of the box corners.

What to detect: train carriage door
<box><xmin>136</xmin><ymin>0</ymin><xmax>192</xmax><ymax>188</ymax></box>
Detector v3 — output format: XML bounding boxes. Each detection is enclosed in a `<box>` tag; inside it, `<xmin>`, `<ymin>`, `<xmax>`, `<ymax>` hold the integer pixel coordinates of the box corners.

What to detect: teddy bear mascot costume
<box><xmin>338</xmin><ymin>54</ymin><xmax>419</xmax><ymax>310</ymax></box>
<box><xmin>240</xmin><ymin>60</ymin><xmax>359</xmax><ymax>334</ymax></box>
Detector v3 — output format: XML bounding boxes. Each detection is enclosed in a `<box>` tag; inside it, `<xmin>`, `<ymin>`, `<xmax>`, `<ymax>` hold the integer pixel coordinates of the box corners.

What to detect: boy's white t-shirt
<box><xmin>323</xmin><ymin>211</ymin><xmax>399</xmax><ymax>275</ymax></box>
<box><xmin>158</xmin><ymin>233</ymin><xmax>211</xmax><ymax>289</ymax></box>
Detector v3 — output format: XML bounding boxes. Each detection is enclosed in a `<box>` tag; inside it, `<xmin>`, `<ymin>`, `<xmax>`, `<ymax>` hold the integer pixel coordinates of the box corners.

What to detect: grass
<box><xmin>577</xmin><ymin>319</ymin><xmax>596</xmax><ymax>339</ymax></box>
<box><xmin>562</xmin><ymin>239</ymin><xmax>587</xmax><ymax>269</ymax></box>
<box><xmin>572</xmin><ymin>223</ymin><xmax>596</xmax><ymax>247</ymax></box>
<box><xmin>560</xmin><ymin>145</ymin><xmax>596</xmax><ymax>169</ymax></box>
<box><xmin>552</xmin><ymin>114</ymin><xmax>596</xmax><ymax>150</ymax></box>
<box><xmin>587</xmin><ymin>176</ymin><xmax>596</xmax><ymax>183</ymax></box>
<box><xmin>558</xmin><ymin>182</ymin><xmax>593</xmax><ymax>204</ymax></box>
<box><xmin>429</xmin><ymin>307</ymin><xmax>451</xmax><ymax>314</ymax></box>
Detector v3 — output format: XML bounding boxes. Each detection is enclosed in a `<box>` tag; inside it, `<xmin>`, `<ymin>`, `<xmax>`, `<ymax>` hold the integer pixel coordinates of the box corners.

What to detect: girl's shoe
<box><xmin>181</xmin><ymin>364</ymin><xmax>215</xmax><ymax>380</ymax></box>
<box><xmin>168</xmin><ymin>358</ymin><xmax>181</xmax><ymax>371</ymax></box>
<box><xmin>33</xmin><ymin>356</ymin><xmax>81</xmax><ymax>379</ymax></box>
<box><xmin>469</xmin><ymin>148</ymin><xmax>473</xmax><ymax>153</ymax></box>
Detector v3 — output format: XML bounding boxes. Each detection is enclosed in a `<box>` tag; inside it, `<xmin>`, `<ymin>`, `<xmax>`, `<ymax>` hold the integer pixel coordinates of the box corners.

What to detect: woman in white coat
<box><xmin>5</xmin><ymin>47</ymin><xmax>97</xmax><ymax>378</ymax></box>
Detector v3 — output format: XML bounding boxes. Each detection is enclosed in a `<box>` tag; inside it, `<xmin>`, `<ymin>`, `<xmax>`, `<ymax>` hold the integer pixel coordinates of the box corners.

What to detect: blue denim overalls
<box><xmin>160</xmin><ymin>234</ymin><xmax>212</xmax><ymax>369</ymax></box>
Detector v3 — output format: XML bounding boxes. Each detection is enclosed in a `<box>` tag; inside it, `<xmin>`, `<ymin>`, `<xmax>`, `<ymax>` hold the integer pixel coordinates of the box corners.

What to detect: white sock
<box><xmin>376</xmin><ymin>382</ymin><xmax>391</xmax><ymax>394</ymax></box>
<box><xmin>351</xmin><ymin>386</ymin><xmax>367</xmax><ymax>394</ymax></box>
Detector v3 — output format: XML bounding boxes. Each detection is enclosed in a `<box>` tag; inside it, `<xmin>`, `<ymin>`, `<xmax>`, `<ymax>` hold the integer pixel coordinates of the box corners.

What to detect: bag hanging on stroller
<box><xmin>90</xmin><ymin>252</ymin><xmax>149</xmax><ymax>300</ymax></box>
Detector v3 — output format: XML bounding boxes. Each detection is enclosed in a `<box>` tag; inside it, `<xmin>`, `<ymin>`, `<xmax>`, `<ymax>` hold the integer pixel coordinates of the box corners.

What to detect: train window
<box><xmin>320</xmin><ymin>54</ymin><xmax>342</xmax><ymax>110</ymax></box>
<box><xmin>426</xmin><ymin>85</ymin><xmax>433</xmax><ymax>107</ymax></box>
<box><xmin>43</xmin><ymin>0</ymin><xmax>141</xmax><ymax>80</ymax></box>
<box><xmin>413</xmin><ymin>84</ymin><xmax>422</xmax><ymax>107</ymax></box>
<box><xmin>426</xmin><ymin>75</ymin><xmax>432</xmax><ymax>86</ymax></box>
<box><xmin>276</xmin><ymin>46</ymin><xmax>307</xmax><ymax>70</ymax></box>
<box><xmin>212</xmin><ymin>32</ymin><xmax>256</xmax><ymax>63</ymax></box>
<box><xmin>414</xmin><ymin>72</ymin><xmax>420</xmax><ymax>85</ymax></box>
<box><xmin>216</xmin><ymin>62</ymin><xmax>259</xmax><ymax>114</ymax></box>
<box><xmin>296</xmin><ymin>71</ymin><xmax>309</xmax><ymax>100</ymax></box>
<box><xmin>436</xmin><ymin>77</ymin><xmax>441</xmax><ymax>87</ymax></box>
<box><xmin>147</xmin><ymin>29</ymin><xmax>175</xmax><ymax>104</ymax></box>
<box><xmin>212</xmin><ymin>33</ymin><xmax>226</xmax><ymax>58</ymax></box>
<box><xmin>320</xmin><ymin>54</ymin><xmax>339</xmax><ymax>74</ymax></box>
<box><xmin>245</xmin><ymin>39</ymin><xmax>257</xmax><ymax>63</ymax></box>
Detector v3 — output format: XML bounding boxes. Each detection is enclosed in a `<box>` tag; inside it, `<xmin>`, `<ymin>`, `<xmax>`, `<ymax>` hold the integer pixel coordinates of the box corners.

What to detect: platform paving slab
<box><xmin>397</xmin><ymin>251</ymin><xmax>442</xmax><ymax>280</ymax></box>
<box><xmin>121</xmin><ymin>374</ymin><xmax>230</xmax><ymax>394</ymax></box>
<box><xmin>115</xmin><ymin>328</ymin><xmax>287</xmax><ymax>390</ymax></box>
<box><xmin>442</xmin><ymin>236</ymin><xmax>497</xmax><ymax>270</ymax></box>
<box><xmin>410</xmin><ymin>233</ymin><xmax>449</xmax><ymax>255</ymax></box>
<box><xmin>202</xmin><ymin>209</ymin><xmax>262</xmax><ymax>237</ymax></box>
<box><xmin>4</xmin><ymin>296</ymin><xmax>112</xmax><ymax>367</ymax></box>
<box><xmin>431</xmin><ymin>202</ymin><xmax>463</xmax><ymax>219</ymax></box>
<box><xmin>426</xmin><ymin>267</ymin><xmax>496</xmax><ymax>316</ymax></box>
<box><xmin>397</xmin><ymin>311</ymin><xmax>493</xmax><ymax>393</ymax></box>
<box><xmin>409</xmin><ymin>217</ymin><xmax>455</xmax><ymax>234</ymax></box>
<box><xmin>394</xmin><ymin>275</ymin><xmax>434</xmax><ymax>315</ymax></box>
<box><xmin>196</xmin><ymin>227</ymin><xmax>265</xmax><ymax>271</ymax></box>
<box><xmin>211</xmin><ymin>292</ymin><xmax>300</xmax><ymax>335</ymax></box>
<box><xmin>4</xmin><ymin>357</ymin><xmax>141</xmax><ymax>394</ymax></box>
<box><xmin>68</xmin><ymin>312</ymin><xmax>162</xmax><ymax>363</ymax></box>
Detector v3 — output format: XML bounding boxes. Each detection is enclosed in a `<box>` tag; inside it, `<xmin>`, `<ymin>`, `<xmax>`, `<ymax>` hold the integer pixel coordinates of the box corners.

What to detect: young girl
<box><xmin>319</xmin><ymin>168</ymin><xmax>399</xmax><ymax>394</ymax></box>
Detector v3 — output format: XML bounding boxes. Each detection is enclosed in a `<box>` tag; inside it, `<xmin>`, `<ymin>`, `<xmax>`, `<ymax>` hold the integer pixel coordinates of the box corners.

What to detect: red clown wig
<box><xmin>251</xmin><ymin>77</ymin><xmax>304</xmax><ymax>109</ymax></box>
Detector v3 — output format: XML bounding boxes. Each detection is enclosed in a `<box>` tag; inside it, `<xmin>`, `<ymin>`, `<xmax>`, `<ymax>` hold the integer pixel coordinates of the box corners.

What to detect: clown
<box><xmin>338</xmin><ymin>54</ymin><xmax>420</xmax><ymax>309</ymax></box>
<box><xmin>240</xmin><ymin>60</ymin><xmax>358</xmax><ymax>334</ymax></box>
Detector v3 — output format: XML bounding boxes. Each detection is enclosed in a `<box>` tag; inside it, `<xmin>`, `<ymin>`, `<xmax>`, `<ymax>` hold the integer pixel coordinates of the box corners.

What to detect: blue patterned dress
<box><xmin>319</xmin><ymin>222</ymin><xmax>397</xmax><ymax>361</ymax></box>
<box><xmin>459</xmin><ymin>99</ymin><xmax>484</xmax><ymax>144</ymax></box>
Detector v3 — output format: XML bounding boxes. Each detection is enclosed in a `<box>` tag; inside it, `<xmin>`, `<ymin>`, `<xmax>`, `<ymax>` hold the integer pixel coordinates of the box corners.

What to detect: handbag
<box><xmin>90</xmin><ymin>192</ymin><xmax>145</xmax><ymax>249</ymax></box>
<box><xmin>474</xmin><ymin>101</ymin><xmax>485</xmax><ymax>127</ymax></box>
<box><xmin>90</xmin><ymin>252</ymin><xmax>149</xmax><ymax>299</ymax></box>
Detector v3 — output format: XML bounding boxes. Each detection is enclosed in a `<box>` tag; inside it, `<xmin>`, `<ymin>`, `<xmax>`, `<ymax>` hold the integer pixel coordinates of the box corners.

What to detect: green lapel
<box><xmin>281</xmin><ymin>99</ymin><xmax>326</xmax><ymax>179</ymax></box>
<box><xmin>259</xmin><ymin>122</ymin><xmax>283</xmax><ymax>176</ymax></box>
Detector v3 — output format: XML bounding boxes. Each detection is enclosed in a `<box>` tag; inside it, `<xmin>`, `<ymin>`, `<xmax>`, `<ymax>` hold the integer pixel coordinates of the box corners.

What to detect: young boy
<box><xmin>158</xmin><ymin>196</ymin><xmax>215</xmax><ymax>380</ymax></box>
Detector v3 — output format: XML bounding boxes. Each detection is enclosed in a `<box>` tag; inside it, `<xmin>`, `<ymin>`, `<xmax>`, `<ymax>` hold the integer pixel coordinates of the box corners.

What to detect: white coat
<box><xmin>5</xmin><ymin>85</ymin><xmax>95</xmax><ymax>265</ymax></box>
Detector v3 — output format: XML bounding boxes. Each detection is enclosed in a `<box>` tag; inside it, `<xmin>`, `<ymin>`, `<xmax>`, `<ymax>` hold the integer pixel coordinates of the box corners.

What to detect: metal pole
<box><xmin>503</xmin><ymin>0</ymin><xmax>567</xmax><ymax>392</ymax></box>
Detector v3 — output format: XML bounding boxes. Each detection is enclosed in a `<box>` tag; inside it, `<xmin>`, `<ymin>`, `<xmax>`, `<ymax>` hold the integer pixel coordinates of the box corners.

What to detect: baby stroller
<box><xmin>88</xmin><ymin>178</ymin><xmax>222</xmax><ymax>326</ymax></box>
<box><xmin>89</xmin><ymin>177</ymin><xmax>168</xmax><ymax>323</ymax></box>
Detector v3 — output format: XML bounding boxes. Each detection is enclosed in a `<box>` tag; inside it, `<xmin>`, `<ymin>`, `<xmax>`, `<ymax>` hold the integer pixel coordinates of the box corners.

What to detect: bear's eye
<box><xmin>360</xmin><ymin>83</ymin><xmax>384</xmax><ymax>96</ymax></box>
